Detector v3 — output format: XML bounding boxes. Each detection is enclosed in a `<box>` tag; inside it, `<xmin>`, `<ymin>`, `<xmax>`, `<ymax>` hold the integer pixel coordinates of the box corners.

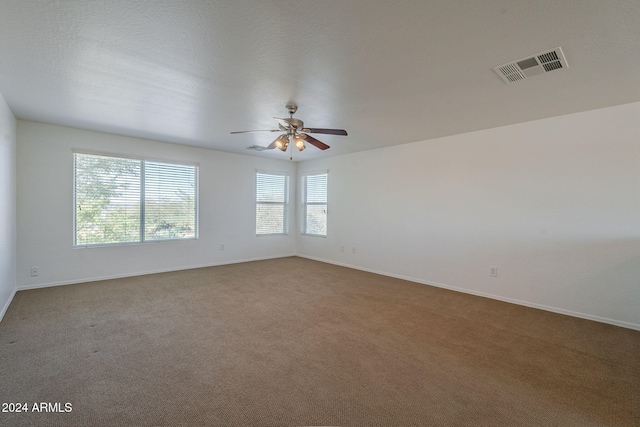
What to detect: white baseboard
<box><xmin>17</xmin><ymin>253</ymin><xmax>296</xmax><ymax>291</ymax></box>
<box><xmin>0</xmin><ymin>286</ymin><xmax>17</xmax><ymax>324</ymax></box>
<box><xmin>297</xmin><ymin>254</ymin><xmax>640</xmax><ymax>332</ymax></box>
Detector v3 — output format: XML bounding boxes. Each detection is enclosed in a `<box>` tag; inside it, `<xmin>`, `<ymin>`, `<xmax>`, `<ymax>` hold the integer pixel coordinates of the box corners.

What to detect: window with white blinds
<box><xmin>256</xmin><ymin>172</ymin><xmax>289</xmax><ymax>235</ymax></box>
<box><xmin>74</xmin><ymin>153</ymin><xmax>198</xmax><ymax>246</ymax></box>
<box><xmin>144</xmin><ymin>161</ymin><xmax>198</xmax><ymax>241</ymax></box>
<box><xmin>303</xmin><ymin>173</ymin><xmax>328</xmax><ymax>236</ymax></box>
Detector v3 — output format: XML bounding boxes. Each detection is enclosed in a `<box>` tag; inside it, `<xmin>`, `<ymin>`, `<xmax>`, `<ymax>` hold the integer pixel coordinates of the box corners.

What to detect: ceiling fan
<box><xmin>231</xmin><ymin>103</ymin><xmax>348</xmax><ymax>156</ymax></box>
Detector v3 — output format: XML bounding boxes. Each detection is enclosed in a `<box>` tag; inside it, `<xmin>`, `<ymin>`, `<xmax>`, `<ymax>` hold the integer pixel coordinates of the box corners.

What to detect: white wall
<box><xmin>14</xmin><ymin>103</ymin><xmax>640</xmax><ymax>330</ymax></box>
<box><xmin>297</xmin><ymin>102</ymin><xmax>640</xmax><ymax>330</ymax></box>
<box><xmin>17</xmin><ymin>121</ymin><xmax>296</xmax><ymax>289</ymax></box>
<box><xmin>0</xmin><ymin>92</ymin><xmax>17</xmax><ymax>322</ymax></box>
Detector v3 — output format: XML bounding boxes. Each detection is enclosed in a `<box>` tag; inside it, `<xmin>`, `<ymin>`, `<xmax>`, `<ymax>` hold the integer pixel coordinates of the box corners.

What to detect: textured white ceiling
<box><xmin>1</xmin><ymin>1</ymin><xmax>639</xmax><ymax>161</ymax></box>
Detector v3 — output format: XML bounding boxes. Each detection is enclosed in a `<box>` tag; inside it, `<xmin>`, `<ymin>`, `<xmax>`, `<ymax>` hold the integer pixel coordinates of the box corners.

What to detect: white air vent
<box><xmin>246</xmin><ymin>145</ymin><xmax>267</xmax><ymax>151</ymax></box>
<box><xmin>494</xmin><ymin>47</ymin><xmax>568</xmax><ymax>84</ymax></box>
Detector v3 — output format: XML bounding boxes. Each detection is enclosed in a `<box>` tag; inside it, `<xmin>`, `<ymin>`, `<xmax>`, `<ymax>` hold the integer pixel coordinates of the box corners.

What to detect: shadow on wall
<box><xmin>328</xmin><ymin>233</ymin><xmax>640</xmax><ymax>329</ymax></box>
<box><xmin>569</xmin><ymin>240</ymin><xmax>640</xmax><ymax>325</ymax></box>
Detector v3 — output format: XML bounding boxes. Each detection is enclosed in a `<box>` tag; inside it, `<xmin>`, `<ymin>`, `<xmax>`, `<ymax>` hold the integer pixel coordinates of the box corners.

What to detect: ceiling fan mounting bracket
<box><xmin>286</xmin><ymin>102</ymin><xmax>298</xmax><ymax>115</ymax></box>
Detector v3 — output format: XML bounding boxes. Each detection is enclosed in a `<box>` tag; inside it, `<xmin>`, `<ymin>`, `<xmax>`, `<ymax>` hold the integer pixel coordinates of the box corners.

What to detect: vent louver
<box><xmin>494</xmin><ymin>47</ymin><xmax>568</xmax><ymax>84</ymax></box>
<box><xmin>246</xmin><ymin>145</ymin><xmax>267</xmax><ymax>151</ymax></box>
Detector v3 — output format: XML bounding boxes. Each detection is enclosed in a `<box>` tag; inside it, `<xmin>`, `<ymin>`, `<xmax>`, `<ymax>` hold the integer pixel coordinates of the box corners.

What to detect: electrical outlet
<box><xmin>352</xmin><ymin>247</ymin><xmax>357</xmax><ymax>254</ymax></box>
<box><xmin>31</xmin><ymin>267</ymin><xmax>39</xmax><ymax>277</ymax></box>
<box><xmin>340</xmin><ymin>245</ymin><xmax>345</xmax><ymax>252</ymax></box>
<box><xmin>220</xmin><ymin>244</ymin><xmax>225</xmax><ymax>251</ymax></box>
<box><xmin>489</xmin><ymin>266</ymin><xmax>498</xmax><ymax>277</ymax></box>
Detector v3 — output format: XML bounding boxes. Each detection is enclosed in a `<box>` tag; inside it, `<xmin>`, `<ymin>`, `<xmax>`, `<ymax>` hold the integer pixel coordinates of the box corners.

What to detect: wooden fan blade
<box><xmin>230</xmin><ymin>129</ymin><xmax>279</xmax><ymax>134</ymax></box>
<box><xmin>302</xmin><ymin>134</ymin><xmax>330</xmax><ymax>150</ymax></box>
<box><xmin>302</xmin><ymin>128</ymin><xmax>348</xmax><ymax>136</ymax></box>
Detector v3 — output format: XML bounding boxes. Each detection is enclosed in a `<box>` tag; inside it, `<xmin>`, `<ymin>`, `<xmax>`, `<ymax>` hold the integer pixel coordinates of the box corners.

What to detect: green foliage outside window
<box><xmin>74</xmin><ymin>153</ymin><xmax>197</xmax><ymax>246</ymax></box>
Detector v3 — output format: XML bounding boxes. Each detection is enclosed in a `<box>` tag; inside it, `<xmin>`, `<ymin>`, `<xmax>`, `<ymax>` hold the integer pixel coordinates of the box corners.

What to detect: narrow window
<box><xmin>303</xmin><ymin>173</ymin><xmax>328</xmax><ymax>236</ymax></box>
<box><xmin>256</xmin><ymin>172</ymin><xmax>289</xmax><ymax>235</ymax></box>
<box><xmin>74</xmin><ymin>153</ymin><xmax>198</xmax><ymax>246</ymax></box>
<box><xmin>144</xmin><ymin>161</ymin><xmax>198</xmax><ymax>241</ymax></box>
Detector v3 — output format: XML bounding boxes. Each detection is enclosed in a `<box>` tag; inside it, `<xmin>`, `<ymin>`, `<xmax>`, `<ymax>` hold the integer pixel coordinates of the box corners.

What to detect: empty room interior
<box><xmin>0</xmin><ymin>1</ymin><xmax>639</xmax><ymax>426</ymax></box>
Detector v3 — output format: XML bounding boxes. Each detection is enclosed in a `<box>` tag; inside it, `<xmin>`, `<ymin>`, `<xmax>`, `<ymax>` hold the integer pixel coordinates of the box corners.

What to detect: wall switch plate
<box><xmin>31</xmin><ymin>267</ymin><xmax>40</xmax><ymax>277</ymax></box>
<box><xmin>489</xmin><ymin>266</ymin><xmax>498</xmax><ymax>277</ymax></box>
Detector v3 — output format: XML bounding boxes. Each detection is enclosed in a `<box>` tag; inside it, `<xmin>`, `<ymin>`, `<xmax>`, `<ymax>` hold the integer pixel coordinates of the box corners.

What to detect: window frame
<box><xmin>255</xmin><ymin>171</ymin><xmax>290</xmax><ymax>236</ymax></box>
<box><xmin>73</xmin><ymin>151</ymin><xmax>199</xmax><ymax>247</ymax></box>
<box><xmin>301</xmin><ymin>171</ymin><xmax>328</xmax><ymax>237</ymax></box>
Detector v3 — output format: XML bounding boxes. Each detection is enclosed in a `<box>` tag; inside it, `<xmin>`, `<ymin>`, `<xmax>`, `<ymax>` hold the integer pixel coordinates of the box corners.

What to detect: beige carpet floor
<box><xmin>0</xmin><ymin>256</ymin><xmax>638</xmax><ymax>426</ymax></box>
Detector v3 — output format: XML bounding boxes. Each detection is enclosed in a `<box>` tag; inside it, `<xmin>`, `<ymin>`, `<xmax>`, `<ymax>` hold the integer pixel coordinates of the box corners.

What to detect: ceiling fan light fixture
<box><xmin>274</xmin><ymin>134</ymin><xmax>289</xmax><ymax>151</ymax></box>
<box><xmin>294</xmin><ymin>134</ymin><xmax>306</xmax><ymax>151</ymax></box>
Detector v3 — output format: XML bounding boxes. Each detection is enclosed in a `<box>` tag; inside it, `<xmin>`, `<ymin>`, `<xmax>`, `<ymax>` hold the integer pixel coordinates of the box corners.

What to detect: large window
<box><xmin>74</xmin><ymin>153</ymin><xmax>198</xmax><ymax>246</ymax></box>
<box><xmin>303</xmin><ymin>172</ymin><xmax>328</xmax><ymax>236</ymax></box>
<box><xmin>256</xmin><ymin>172</ymin><xmax>289</xmax><ymax>235</ymax></box>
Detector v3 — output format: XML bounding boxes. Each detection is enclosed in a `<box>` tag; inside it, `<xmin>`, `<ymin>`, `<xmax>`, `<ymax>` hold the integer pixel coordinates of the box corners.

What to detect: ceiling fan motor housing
<box><xmin>288</xmin><ymin>118</ymin><xmax>304</xmax><ymax>130</ymax></box>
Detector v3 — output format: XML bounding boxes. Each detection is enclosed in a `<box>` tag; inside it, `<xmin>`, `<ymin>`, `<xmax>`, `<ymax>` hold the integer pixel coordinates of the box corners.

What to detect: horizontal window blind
<box><xmin>303</xmin><ymin>173</ymin><xmax>327</xmax><ymax>236</ymax></box>
<box><xmin>256</xmin><ymin>172</ymin><xmax>288</xmax><ymax>235</ymax></box>
<box><xmin>144</xmin><ymin>161</ymin><xmax>198</xmax><ymax>241</ymax></box>
<box><xmin>74</xmin><ymin>153</ymin><xmax>197</xmax><ymax>246</ymax></box>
